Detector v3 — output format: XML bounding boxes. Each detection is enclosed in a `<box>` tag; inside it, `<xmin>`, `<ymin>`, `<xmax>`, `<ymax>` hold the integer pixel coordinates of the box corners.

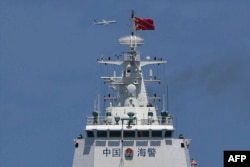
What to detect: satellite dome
<box><xmin>127</xmin><ymin>84</ymin><xmax>136</xmax><ymax>94</ymax></box>
<box><xmin>119</xmin><ymin>35</ymin><xmax>144</xmax><ymax>48</ymax></box>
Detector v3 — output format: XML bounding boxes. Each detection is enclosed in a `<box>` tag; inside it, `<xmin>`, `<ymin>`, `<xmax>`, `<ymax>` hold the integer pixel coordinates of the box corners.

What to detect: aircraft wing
<box><xmin>108</xmin><ymin>20</ymin><xmax>117</xmax><ymax>24</ymax></box>
<box><xmin>93</xmin><ymin>19</ymin><xmax>117</xmax><ymax>25</ymax></box>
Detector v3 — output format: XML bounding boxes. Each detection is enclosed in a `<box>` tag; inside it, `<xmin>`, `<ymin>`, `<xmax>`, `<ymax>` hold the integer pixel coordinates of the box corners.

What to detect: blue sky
<box><xmin>1</xmin><ymin>0</ymin><xmax>250</xmax><ymax>167</ymax></box>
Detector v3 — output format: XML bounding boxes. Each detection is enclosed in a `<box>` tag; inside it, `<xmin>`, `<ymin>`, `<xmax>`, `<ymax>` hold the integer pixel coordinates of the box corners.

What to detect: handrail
<box><xmin>86</xmin><ymin>116</ymin><xmax>173</xmax><ymax>126</ymax></box>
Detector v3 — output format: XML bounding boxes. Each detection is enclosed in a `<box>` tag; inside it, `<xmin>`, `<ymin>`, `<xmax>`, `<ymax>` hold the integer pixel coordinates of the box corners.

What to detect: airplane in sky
<box><xmin>93</xmin><ymin>19</ymin><xmax>117</xmax><ymax>25</ymax></box>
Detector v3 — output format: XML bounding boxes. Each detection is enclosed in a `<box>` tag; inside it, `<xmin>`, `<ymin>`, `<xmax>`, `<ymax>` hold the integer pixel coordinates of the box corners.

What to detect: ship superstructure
<box><xmin>72</xmin><ymin>12</ymin><xmax>194</xmax><ymax>167</ymax></box>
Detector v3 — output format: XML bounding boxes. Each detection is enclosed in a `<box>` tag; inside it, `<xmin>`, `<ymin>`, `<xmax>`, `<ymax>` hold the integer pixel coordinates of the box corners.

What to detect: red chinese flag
<box><xmin>134</xmin><ymin>17</ymin><xmax>155</xmax><ymax>31</ymax></box>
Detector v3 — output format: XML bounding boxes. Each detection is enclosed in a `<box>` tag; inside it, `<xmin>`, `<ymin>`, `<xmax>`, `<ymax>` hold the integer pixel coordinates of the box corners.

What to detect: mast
<box><xmin>131</xmin><ymin>9</ymin><xmax>135</xmax><ymax>34</ymax></box>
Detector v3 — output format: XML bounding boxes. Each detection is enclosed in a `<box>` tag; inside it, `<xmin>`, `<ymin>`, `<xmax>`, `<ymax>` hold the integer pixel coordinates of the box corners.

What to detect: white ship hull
<box><xmin>73</xmin><ymin>138</ymin><xmax>191</xmax><ymax>167</ymax></box>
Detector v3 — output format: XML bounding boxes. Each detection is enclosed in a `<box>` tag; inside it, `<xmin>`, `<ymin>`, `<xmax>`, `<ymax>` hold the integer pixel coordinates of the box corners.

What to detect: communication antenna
<box><xmin>162</xmin><ymin>83</ymin><xmax>168</xmax><ymax>112</ymax></box>
<box><xmin>166</xmin><ymin>84</ymin><xmax>169</xmax><ymax>111</ymax></box>
<box><xmin>94</xmin><ymin>94</ymin><xmax>101</xmax><ymax>113</ymax></box>
<box><xmin>94</xmin><ymin>99</ymin><xmax>97</xmax><ymax>111</ymax></box>
<box><xmin>98</xmin><ymin>94</ymin><xmax>100</xmax><ymax>113</ymax></box>
<box><xmin>162</xmin><ymin>94</ymin><xmax>166</xmax><ymax>112</ymax></box>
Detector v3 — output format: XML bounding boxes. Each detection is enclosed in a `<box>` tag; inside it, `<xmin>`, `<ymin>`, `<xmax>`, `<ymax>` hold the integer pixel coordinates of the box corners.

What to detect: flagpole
<box><xmin>131</xmin><ymin>9</ymin><xmax>135</xmax><ymax>35</ymax></box>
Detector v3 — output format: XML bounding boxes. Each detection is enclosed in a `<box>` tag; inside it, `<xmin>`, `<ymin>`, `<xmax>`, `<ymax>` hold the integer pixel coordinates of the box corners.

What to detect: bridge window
<box><xmin>123</xmin><ymin>131</ymin><xmax>135</xmax><ymax>137</ymax></box>
<box><xmin>109</xmin><ymin>131</ymin><xmax>121</xmax><ymax>137</ymax></box>
<box><xmin>87</xmin><ymin>131</ymin><xmax>94</xmax><ymax>137</ymax></box>
<box><xmin>165</xmin><ymin>131</ymin><xmax>172</xmax><ymax>138</ymax></box>
<box><xmin>97</xmin><ymin>131</ymin><xmax>107</xmax><ymax>137</ymax></box>
<box><xmin>152</xmin><ymin>130</ymin><xmax>162</xmax><ymax>137</ymax></box>
<box><xmin>137</xmin><ymin>131</ymin><xmax>149</xmax><ymax>137</ymax></box>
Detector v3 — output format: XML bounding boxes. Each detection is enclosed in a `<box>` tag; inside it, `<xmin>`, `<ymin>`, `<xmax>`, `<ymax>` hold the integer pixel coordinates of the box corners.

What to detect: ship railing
<box><xmin>86</xmin><ymin>116</ymin><xmax>107</xmax><ymax>125</ymax></box>
<box><xmin>139</xmin><ymin>116</ymin><xmax>173</xmax><ymax>125</ymax></box>
<box><xmin>86</xmin><ymin>116</ymin><xmax>173</xmax><ymax>126</ymax></box>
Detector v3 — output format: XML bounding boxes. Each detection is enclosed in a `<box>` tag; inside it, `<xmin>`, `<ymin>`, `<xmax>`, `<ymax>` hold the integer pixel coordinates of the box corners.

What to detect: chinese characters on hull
<box><xmin>102</xmin><ymin>147</ymin><xmax>157</xmax><ymax>157</ymax></box>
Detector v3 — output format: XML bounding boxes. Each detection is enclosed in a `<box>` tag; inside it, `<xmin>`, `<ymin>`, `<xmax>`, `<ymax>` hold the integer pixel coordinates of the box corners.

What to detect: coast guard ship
<box><xmin>72</xmin><ymin>11</ymin><xmax>197</xmax><ymax>167</ymax></box>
